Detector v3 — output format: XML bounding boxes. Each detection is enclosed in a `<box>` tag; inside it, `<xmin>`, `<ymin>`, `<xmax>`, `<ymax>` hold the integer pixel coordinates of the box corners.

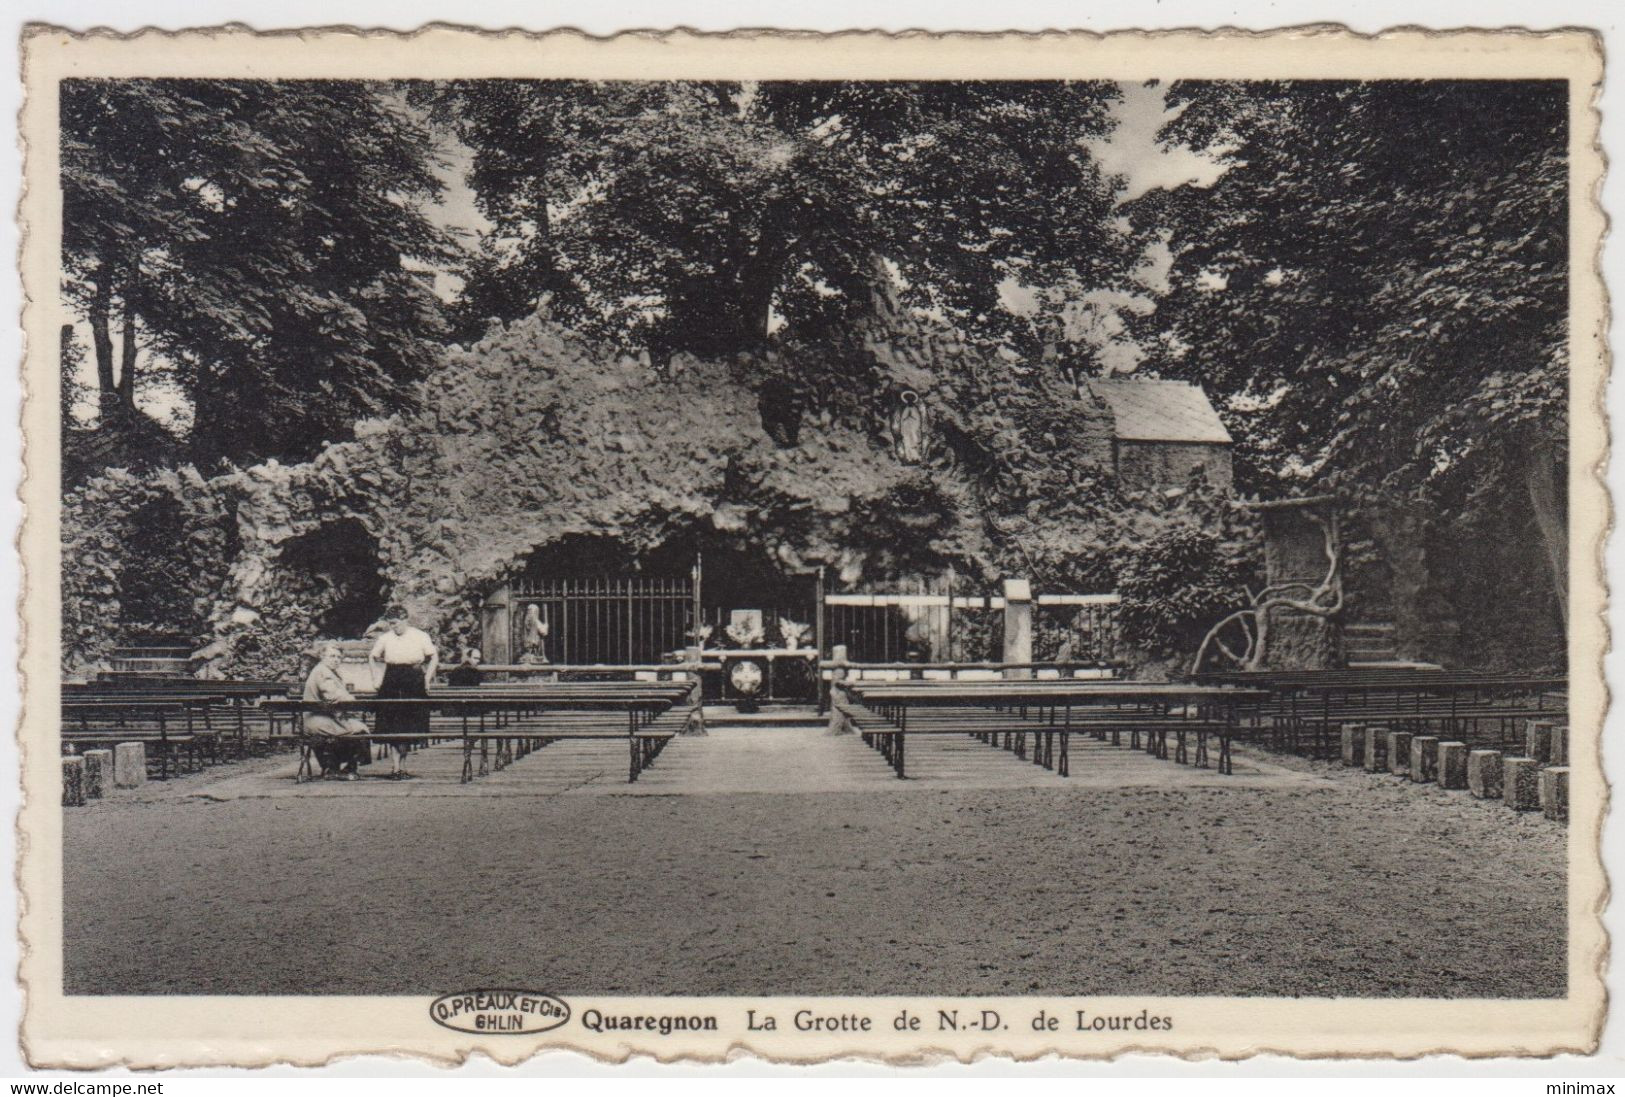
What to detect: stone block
<box><xmin>1386</xmin><ymin>730</ymin><xmax>1413</xmax><ymax>777</ymax></box>
<box><xmin>82</xmin><ymin>748</ymin><xmax>112</xmax><ymax>799</ymax></box>
<box><xmin>1503</xmin><ymin>756</ymin><xmax>1541</xmax><ymax>811</ymax></box>
<box><xmin>1467</xmin><ymin>750</ymin><xmax>1503</xmax><ymax>799</ymax></box>
<box><xmin>1437</xmin><ymin>741</ymin><xmax>1469</xmax><ymax>790</ymax></box>
<box><xmin>1550</xmin><ymin>725</ymin><xmax>1569</xmax><ymax>767</ymax></box>
<box><xmin>61</xmin><ymin>755</ymin><xmax>85</xmax><ymax>807</ymax></box>
<box><xmin>1539</xmin><ymin>766</ymin><xmax>1569</xmax><ymax>823</ymax></box>
<box><xmin>1340</xmin><ymin>724</ymin><xmax>1365</xmax><ymax>767</ymax></box>
<box><xmin>1362</xmin><ymin>726</ymin><xmax>1387</xmax><ymax>773</ymax></box>
<box><xmin>1524</xmin><ymin>720</ymin><xmax>1556</xmax><ymax>765</ymax></box>
<box><xmin>1409</xmin><ymin>735</ymin><xmax>1439</xmax><ymax>783</ymax></box>
<box><xmin>113</xmin><ymin>742</ymin><xmax>147</xmax><ymax>789</ymax></box>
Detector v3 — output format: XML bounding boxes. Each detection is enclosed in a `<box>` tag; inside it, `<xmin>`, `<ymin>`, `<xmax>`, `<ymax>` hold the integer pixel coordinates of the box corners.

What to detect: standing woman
<box><xmin>368</xmin><ymin>604</ymin><xmax>438</xmax><ymax>778</ymax></box>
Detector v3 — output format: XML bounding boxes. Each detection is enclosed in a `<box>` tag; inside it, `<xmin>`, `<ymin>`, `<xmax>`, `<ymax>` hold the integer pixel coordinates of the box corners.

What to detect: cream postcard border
<box><xmin>15</xmin><ymin>25</ymin><xmax>1609</xmax><ymax>1066</ymax></box>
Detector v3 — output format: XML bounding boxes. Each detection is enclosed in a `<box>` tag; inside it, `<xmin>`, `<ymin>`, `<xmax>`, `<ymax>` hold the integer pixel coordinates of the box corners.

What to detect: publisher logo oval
<box><xmin>429</xmin><ymin>990</ymin><xmax>571</xmax><ymax>1035</ymax></box>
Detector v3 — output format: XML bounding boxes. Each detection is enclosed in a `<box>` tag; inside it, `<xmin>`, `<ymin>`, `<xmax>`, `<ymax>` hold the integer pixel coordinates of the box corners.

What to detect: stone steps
<box><xmin>700</xmin><ymin>705</ymin><xmax>824</xmax><ymax>732</ymax></box>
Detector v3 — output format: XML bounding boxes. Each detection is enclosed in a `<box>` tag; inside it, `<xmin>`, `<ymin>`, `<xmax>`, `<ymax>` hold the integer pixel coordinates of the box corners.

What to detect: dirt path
<box><xmin>63</xmin><ymin>731</ymin><xmax>1565</xmax><ymax>998</ymax></box>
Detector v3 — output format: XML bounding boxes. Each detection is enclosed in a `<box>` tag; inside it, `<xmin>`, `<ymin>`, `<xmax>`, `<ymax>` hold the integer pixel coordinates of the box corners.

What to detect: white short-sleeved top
<box><xmin>371</xmin><ymin>626</ymin><xmax>437</xmax><ymax>666</ymax></box>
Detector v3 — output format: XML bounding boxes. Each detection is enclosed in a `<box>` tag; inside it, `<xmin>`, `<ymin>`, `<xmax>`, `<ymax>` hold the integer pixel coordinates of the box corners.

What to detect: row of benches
<box><xmin>61</xmin><ymin>679</ymin><xmax>701</xmax><ymax>790</ymax></box>
<box><xmin>833</xmin><ymin>680</ymin><xmax>1258</xmax><ymax>778</ymax></box>
<box><xmin>273</xmin><ymin>690</ymin><xmax>698</xmax><ymax>784</ymax></box>
<box><xmin>1207</xmin><ymin>670</ymin><xmax>1568</xmax><ymax>759</ymax></box>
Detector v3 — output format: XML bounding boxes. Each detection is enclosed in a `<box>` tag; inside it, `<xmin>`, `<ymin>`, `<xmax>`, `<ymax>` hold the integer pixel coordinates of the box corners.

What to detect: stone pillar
<box><xmin>1524</xmin><ymin>721</ymin><xmax>1555</xmax><ymax>766</ymax></box>
<box><xmin>1366</xmin><ymin>505</ymin><xmax>1460</xmax><ymax>666</ymax></box>
<box><xmin>1362</xmin><ymin>726</ymin><xmax>1388</xmax><ymax>773</ymax></box>
<box><xmin>1340</xmin><ymin>724</ymin><xmax>1364</xmax><ymax>767</ymax></box>
<box><xmin>1467</xmin><ymin>750</ymin><xmax>1503</xmax><ymax>799</ymax></box>
<box><xmin>62</xmin><ymin>755</ymin><xmax>85</xmax><ymax>807</ymax></box>
<box><xmin>82</xmin><ymin>748</ymin><xmax>112</xmax><ymax>799</ymax></box>
<box><xmin>113</xmin><ymin>742</ymin><xmax>147</xmax><ymax>789</ymax></box>
<box><xmin>1002</xmin><ymin>579</ymin><xmax>1033</xmax><ymax>679</ymax></box>
<box><xmin>1550</xmin><ymin>726</ymin><xmax>1569</xmax><ymax>767</ymax></box>
<box><xmin>1503</xmin><ymin>757</ymin><xmax>1541</xmax><ymax>811</ymax></box>
<box><xmin>481</xmin><ymin>581</ymin><xmax>513</xmax><ymax>666</ymax></box>
<box><xmin>1437</xmin><ymin>741</ymin><xmax>1469</xmax><ymax>790</ymax></box>
<box><xmin>1539</xmin><ymin>767</ymin><xmax>1570</xmax><ymax>823</ymax></box>
<box><xmin>1409</xmin><ymin>735</ymin><xmax>1439</xmax><ymax>783</ymax></box>
<box><xmin>1386</xmin><ymin>730</ymin><xmax>1413</xmax><ymax>777</ymax></box>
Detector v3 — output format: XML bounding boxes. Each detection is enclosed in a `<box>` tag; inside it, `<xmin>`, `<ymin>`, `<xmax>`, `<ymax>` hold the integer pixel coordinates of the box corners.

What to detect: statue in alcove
<box><xmin>891</xmin><ymin>390</ymin><xmax>927</xmax><ymax>465</ymax></box>
<box><xmin>520</xmin><ymin>602</ymin><xmax>550</xmax><ymax>663</ymax></box>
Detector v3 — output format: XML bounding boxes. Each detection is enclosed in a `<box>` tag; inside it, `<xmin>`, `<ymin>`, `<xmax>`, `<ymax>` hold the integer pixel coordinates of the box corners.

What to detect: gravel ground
<box><xmin>62</xmin><ymin>738</ymin><xmax>1565</xmax><ymax>998</ymax></box>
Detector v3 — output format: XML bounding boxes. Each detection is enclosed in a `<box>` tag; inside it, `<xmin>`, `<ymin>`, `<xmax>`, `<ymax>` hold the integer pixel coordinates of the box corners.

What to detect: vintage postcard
<box><xmin>15</xmin><ymin>25</ymin><xmax>1606</xmax><ymax>1066</ymax></box>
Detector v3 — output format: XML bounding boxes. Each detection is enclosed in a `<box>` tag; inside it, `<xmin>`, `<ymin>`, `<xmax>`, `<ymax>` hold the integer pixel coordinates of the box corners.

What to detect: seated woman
<box><xmin>446</xmin><ymin>647</ymin><xmax>483</xmax><ymax>688</ymax></box>
<box><xmin>301</xmin><ymin>644</ymin><xmax>371</xmax><ymax>780</ymax></box>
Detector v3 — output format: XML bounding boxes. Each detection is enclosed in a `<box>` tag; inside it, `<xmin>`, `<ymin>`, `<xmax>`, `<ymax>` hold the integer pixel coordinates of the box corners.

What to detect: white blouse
<box><xmin>370</xmin><ymin>627</ymin><xmax>437</xmax><ymax>666</ymax></box>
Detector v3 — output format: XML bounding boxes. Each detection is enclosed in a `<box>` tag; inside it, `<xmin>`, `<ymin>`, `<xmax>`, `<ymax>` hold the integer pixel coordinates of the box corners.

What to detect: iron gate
<box><xmin>510</xmin><ymin>573</ymin><xmax>697</xmax><ymax>665</ymax></box>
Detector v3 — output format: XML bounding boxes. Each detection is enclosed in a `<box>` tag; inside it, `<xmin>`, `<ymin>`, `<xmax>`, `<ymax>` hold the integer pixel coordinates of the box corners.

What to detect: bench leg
<box><xmin>1176</xmin><ymin>728</ymin><xmax>1188</xmax><ymax>765</ymax></box>
<box><xmin>296</xmin><ymin>743</ymin><xmax>315</xmax><ymax>783</ymax></box>
<box><xmin>894</xmin><ymin>732</ymin><xmax>905</xmax><ymax>779</ymax></box>
<box><xmin>629</xmin><ymin>736</ymin><xmax>639</xmax><ymax>783</ymax></box>
<box><xmin>1196</xmin><ymin>729</ymin><xmax>1209</xmax><ymax>769</ymax></box>
<box><xmin>1059</xmin><ymin>731</ymin><xmax>1069</xmax><ymax>777</ymax></box>
<box><xmin>1220</xmin><ymin>734</ymin><xmax>1233</xmax><ymax>776</ymax></box>
<box><xmin>461</xmin><ymin>737</ymin><xmax>474</xmax><ymax>783</ymax></box>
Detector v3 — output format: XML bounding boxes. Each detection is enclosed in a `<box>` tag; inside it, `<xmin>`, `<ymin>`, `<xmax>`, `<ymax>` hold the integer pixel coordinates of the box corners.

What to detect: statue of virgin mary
<box><xmin>893</xmin><ymin>390</ymin><xmax>927</xmax><ymax>465</ymax></box>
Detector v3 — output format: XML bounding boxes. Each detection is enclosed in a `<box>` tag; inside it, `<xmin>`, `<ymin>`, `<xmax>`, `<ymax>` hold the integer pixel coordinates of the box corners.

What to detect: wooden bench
<box><xmin>60</xmin><ymin>699</ymin><xmax>217</xmax><ymax>779</ymax></box>
<box><xmin>66</xmin><ymin>682</ymin><xmax>300</xmax><ymax>760</ymax></box>
<box><xmin>265</xmin><ymin>696</ymin><xmax>696</xmax><ymax>784</ymax></box>
<box><xmin>1190</xmin><ymin>670</ymin><xmax>1566</xmax><ymax>759</ymax></box>
<box><xmin>836</xmin><ymin>680</ymin><xmax>1260</xmax><ymax>778</ymax></box>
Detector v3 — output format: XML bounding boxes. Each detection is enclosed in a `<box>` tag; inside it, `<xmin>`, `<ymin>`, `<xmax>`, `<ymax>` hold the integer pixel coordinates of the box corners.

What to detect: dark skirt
<box><xmin>305</xmin><ymin>715</ymin><xmax>371</xmax><ymax>773</ymax></box>
<box><xmin>376</xmin><ymin>663</ymin><xmax>431</xmax><ymax>740</ymax></box>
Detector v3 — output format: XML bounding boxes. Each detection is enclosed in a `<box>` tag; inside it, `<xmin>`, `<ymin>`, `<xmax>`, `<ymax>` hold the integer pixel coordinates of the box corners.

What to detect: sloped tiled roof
<box><xmin>1086</xmin><ymin>379</ymin><xmax>1233</xmax><ymax>445</ymax></box>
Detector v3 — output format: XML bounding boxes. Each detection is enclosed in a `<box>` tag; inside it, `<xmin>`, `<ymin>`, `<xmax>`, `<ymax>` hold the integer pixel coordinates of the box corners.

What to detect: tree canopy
<box><xmin>62</xmin><ymin>78</ymin><xmax>455</xmax><ymax>470</ymax></box>
<box><xmin>428</xmin><ymin>80</ymin><xmax>1139</xmax><ymax>366</ymax></box>
<box><xmin>1132</xmin><ymin>80</ymin><xmax>1566</xmax><ymax>493</ymax></box>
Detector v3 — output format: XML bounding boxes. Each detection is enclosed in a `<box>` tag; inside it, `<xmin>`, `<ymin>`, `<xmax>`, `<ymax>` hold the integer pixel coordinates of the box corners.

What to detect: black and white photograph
<box><xmin>14</xmin><ymin>24</ymin><xmax>1607</xmax><ymax>1067</ymax></box>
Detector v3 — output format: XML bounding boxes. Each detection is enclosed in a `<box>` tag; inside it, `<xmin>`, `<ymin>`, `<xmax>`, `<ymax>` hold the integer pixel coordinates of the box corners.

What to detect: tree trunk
<box><xmin>89</xmin><ymin>273</ymin><xmax>116</xmax><ymax>399</ymax></box>
<box><xmin>1526</xmin><ymin>441</ymin><xmax>1568</xmax><ymax>628</ymax></box>
<box><xmin>1247</xmin><ymin>608</ymin><xmax>1270</xmax><ymax>671</ymax></box>
<box><xmin>117</xmin><ymin>296</ymin><xmax>139</xmax><ymax>405</ymax></box>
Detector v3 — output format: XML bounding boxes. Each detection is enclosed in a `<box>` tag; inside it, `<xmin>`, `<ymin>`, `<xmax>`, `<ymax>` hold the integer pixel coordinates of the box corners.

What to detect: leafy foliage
<box><xmin>1132</xmin><ymin>79</ymin><xmax>1566</xmax><ymax>500</ymax></box>
<box><xmin>427</xmin><ymin>80</ymin><xmax>1140</xmax><ymax>419</ymax></box>
<box><xmin>1118</xmin><ymin>526</ymin><xmax>1253</xmax><ymax>659</ymax></box>
<box><xmin>61</xmin><ymin>79</ymin><xmax>454</xmax><ymax>470</ymax></box>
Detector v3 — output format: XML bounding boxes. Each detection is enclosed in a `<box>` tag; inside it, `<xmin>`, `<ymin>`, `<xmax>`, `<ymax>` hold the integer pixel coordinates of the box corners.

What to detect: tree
<box><xmin>429</xmin><ymin>81</ymin><xmax>1141</xmax><ymax>377</ymax></box>
<box><xmin>1131</xmin><ymin>80</ymin><xmax>1568</xmax><ymax>622</ymax></box>
<box><xmin>61</xmin><ymin>79</ymin><xmax>455</xmax><ymax>470</ymax></box>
